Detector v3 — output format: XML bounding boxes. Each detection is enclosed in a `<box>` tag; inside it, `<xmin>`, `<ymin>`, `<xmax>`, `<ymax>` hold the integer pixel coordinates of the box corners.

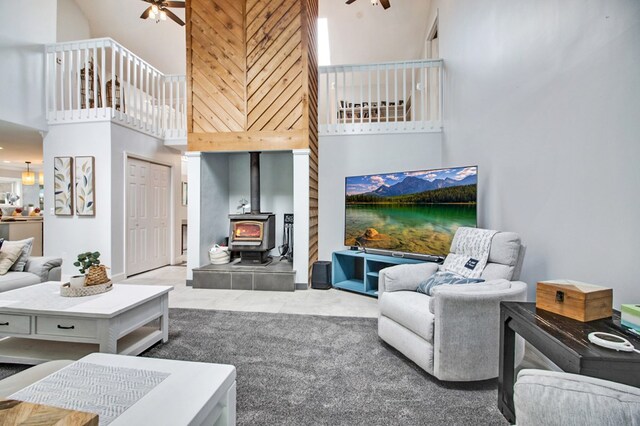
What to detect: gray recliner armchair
<box><xmin>514</xmin><ymin>369</ymin><xmax>640</xmax><ymax>425</ymax></box>
<box><xmin>378</xmin><ymin>229</ymin><xmax>527</xmax><ymax>381</ymax></box>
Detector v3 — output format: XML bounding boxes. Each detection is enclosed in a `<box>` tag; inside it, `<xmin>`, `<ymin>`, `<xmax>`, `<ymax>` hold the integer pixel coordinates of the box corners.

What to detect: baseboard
<box><xmin>295</xmin><ymin>282</ymin><xmax>308</xmax><ymax>290</ymax></box>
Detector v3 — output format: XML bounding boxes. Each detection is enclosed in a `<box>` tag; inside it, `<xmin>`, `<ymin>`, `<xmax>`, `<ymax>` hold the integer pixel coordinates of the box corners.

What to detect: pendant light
<box><xmin>22</xmin><ymin>161</ymin><xmax>35</xmax><ymax>186</ymax></box>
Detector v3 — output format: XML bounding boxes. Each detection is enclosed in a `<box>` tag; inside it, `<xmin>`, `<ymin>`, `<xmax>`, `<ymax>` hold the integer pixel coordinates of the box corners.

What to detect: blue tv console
<box><xmin>332</xmin><ymin>250</ymin><xmax>427</xmax><ymax>297</ymax></box>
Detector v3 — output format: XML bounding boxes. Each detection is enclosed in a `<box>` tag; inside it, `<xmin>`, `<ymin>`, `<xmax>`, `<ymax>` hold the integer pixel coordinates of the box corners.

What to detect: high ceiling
<box><xmin>0</xmin><ymin>0</ymin><xmax>432</xmax><ymax>167</ymax></box>
<box><xmin>73</xmin><ymin>0</ymin><xmax>433</xmax><ymax>74</ymax></box>
<box><xmin>320</xmin><ymin>0</ymin><xmax>432</xmax><ymax>65</ymax></box>
<box><xmin>74</xmin><ymin>0</ymin><xmax>187</xmax><ymax>75</ymax></box>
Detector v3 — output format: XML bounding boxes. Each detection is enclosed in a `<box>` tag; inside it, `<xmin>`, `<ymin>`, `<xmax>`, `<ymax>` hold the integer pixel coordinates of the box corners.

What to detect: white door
<box><xmin>127</xmin><ymin>158</ymin><xmax>171</xmax><ymax>276</ymax></box>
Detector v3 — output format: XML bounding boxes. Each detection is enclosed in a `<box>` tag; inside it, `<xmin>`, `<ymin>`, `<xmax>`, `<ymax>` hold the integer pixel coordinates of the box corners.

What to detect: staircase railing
<box><xmin>318</xmin><ymin>59</ymin><xmax>443</xmax><ymax>135</ymax></box>
<box><xmin>45</xmin><ymin>38</ymin><xmax>186</xmax><ymax>140</ymax></box>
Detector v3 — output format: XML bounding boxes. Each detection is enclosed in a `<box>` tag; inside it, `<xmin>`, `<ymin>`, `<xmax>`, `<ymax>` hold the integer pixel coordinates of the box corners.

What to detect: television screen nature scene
<box><xmin>344</xmin><ymin>166</ymin><xmax>478</xmax><ymax>256</ymax></box>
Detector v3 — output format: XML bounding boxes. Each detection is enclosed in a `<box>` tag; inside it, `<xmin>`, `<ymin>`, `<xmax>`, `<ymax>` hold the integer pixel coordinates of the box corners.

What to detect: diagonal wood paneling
<box><xmin>301</xmin><ymin>0</ymin><xmax>318</xmax><ymax>279</ymax></box>
<box><xmin>188</xmin><ymin>0</ymin><xmax>246</xmax><ymax>132</ymax></box>
<box><xmin>246</xmin><ymin>0</ymin><xmax>304</xmax><ymax>132</ymax></box>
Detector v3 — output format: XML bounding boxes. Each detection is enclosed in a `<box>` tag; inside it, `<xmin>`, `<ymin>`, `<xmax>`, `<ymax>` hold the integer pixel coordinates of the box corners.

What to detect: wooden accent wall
<box><xmin>302</xmin><ymin>0</ymin><xmax>319</xmax><ymax>276</ymax></box>
<box><xmin>186</xmin><ymin>0</ymin><xmax>318</xmax><ymax>279</ymax></box>
<box><xmin>186</xmin><ymin>0</ymin><xmax>317</xmax><ymax>153</ymax></box>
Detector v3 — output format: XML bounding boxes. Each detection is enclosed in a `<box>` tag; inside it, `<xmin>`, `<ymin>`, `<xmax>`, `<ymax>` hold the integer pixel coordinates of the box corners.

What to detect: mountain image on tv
<box><xmin>345</xmin><ymin>166</ymin><xmax>477</xmax><ymax>256</ymax></box>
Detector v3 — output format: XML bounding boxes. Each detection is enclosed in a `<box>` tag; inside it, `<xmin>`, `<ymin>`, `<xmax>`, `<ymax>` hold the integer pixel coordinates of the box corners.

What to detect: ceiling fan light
<box><xmin>160</xmin><ymin>10</ymin><xmax>167</xmax><ymax>20</ymax></box>
<box><xmin>371</xmin><ymin>0</ymin><xmax>379</xmax><ymax>5</ymax></box>
<box><xmin>149</xmin><ymin>10</ymin><xmax>156</xmax><ymax>19</ymax></box>
<box><xmin>151</xmin><ymin>4</ymin><xmax>159</xmax><ymax>13</ymax></box>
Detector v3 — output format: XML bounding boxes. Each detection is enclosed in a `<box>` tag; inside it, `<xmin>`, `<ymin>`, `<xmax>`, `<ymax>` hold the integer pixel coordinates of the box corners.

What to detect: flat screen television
<box><xmin>344</xmin><ymin>165</ymin><xmax>478</xmax><ymax>257</ymax></box>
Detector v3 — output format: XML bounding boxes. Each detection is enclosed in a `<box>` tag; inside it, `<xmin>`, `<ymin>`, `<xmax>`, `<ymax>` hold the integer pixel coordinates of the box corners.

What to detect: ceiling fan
<box><xmin>346</xmin><ymin>0</ymin><xmax>391</xmax><ymax>10</ymax></box>
<box><xmin>140</xmin><ymin>0</ymin><xmax>186</xmax><ymax>26</ymax></box>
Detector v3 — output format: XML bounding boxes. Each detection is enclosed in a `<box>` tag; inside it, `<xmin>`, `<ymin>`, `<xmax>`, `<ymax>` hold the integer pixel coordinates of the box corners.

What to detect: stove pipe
<box><xmin>250</xmin><ymin>152</ymin><xmax>261</xmax><ymax>214</ymax></box>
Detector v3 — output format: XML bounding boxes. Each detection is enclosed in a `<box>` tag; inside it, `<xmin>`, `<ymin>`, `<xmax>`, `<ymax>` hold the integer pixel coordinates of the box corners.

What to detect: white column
<box><xmin>292</xmin><ymin>149</ymin><xmax>310</xmax><ymax>286</ymax></box>
<box><xmin>186</xmin><ymin>152</ymin><xmax>201</xmax><ymax>282</ymax></box>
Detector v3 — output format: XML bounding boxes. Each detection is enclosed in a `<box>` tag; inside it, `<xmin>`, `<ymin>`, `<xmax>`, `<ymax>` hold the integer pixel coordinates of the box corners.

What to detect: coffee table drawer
<box><xmin>0</xmin><ymin>313</ymin><xmax>30</xmax><ymax>335</ymax></box>
<box><xmin>36</xmin><ymin>316</ymin><xmax>97</xmax><ymax>339</ymax></box>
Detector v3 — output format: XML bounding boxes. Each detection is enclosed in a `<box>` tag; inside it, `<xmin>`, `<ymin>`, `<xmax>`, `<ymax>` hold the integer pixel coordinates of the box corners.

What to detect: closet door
<box><xmin>149</xmin><ymin>163</ymin><xmax>171</xmax><ymax>269</ymax></box>
<box><xmin>126</xmin><ymin>158</ymin><xmax>171</xmax><ymax>276</ymax></box>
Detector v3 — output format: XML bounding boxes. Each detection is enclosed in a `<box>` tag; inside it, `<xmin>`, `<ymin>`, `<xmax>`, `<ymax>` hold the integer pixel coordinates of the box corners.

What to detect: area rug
<box><xmin>0</xmin><ymin>309</ymin><xmax>508</xmax><ymax>425</ymax></box>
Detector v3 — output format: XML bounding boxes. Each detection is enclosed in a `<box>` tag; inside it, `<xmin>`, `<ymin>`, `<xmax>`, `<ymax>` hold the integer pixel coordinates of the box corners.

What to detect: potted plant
<box><xmin>71</xmin><ymin>251</ymin><xmax>101</xmax><ymax>287</ymax></box>
<box><xmin>74</xmin><ymin>251</ymin><xmax>109</xmax><ymax>286</ymax></box>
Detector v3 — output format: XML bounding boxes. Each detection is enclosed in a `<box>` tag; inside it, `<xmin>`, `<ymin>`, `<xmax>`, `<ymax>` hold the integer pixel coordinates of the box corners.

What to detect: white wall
<box><xmin>0</xmin><ymin>0</ymin><xmax>57</xmax><ymax>130</ymax></box>
<box><xmin>430</xmin><ymin>0</ymin><xmax>640</xmax><ymax>307</ymax></box>
<box><xmin>0</xmin><ymin>0</ymin><xmax>91</xmax><ymax>130</ymax></box>
<box><xmin>57</xmin><ymin>0</ymin><xmax>91</xmax><ymax>42</ymax></box>
<box><xmin>111</xmin><ymin>123</ymin><xmax>186</xmax><ymax>277</ymax></box>
<box><xmin>318</xmin><ymin>133</ymin><xmax>443</xmax><ymax>260</ymax></box>
<box><xmin>43</xmin><ymin>121</ymin><xmax>184</xmax><ymax>279</ymax></box>
<box><xmin>228</xmin><ymin>152</ymin><xmax>294</xmax><ymax>257</ymax></box>
<box><xmin>43</xmin><ymin>121</ymin><xmax>112</xmax><ymax>277</ymax></box>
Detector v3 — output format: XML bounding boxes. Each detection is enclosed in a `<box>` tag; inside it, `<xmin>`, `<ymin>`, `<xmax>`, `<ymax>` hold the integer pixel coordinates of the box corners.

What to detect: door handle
<box><xmin>0</xmin><ymin>322</ymin><xmax>9</xmax><ymax>326</ymax></box>
<box><xmin>57</xmin><ymin>325</ymin><xmax>75</xmax><ymax>330</ymax></box>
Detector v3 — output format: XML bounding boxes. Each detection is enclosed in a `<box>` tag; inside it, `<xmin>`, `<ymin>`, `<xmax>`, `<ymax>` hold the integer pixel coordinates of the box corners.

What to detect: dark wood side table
<box><xmin>498</xmin><ymin>301</ymin><xmax>640</xmax><ymax>423</ymax></box>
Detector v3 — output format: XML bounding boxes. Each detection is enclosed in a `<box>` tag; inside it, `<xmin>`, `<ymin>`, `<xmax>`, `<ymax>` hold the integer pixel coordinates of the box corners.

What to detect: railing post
<box><xmin>411</xmin><ymin>63</ymin><xmax>415</xmax><ymax>129</ymax></box>
<box><xmin>438</xmin><ymin>61</ymin><xmax>443</xmax><ymax>125</ymax></box>
<box><xmin>101</xmin><ymin>41</ymin><xmax>106</xmax><ymax>117</ymax></box>
<box><xmin>111</xmin><ymin>42</ymin><xmax>116</xmax><ymax>119</ymax></box>
<box><xmin>43</xmin><ymin>38</ymin><xmax>188</xmax><ymax>142</ymax></box>
<box><xmin>169</xmin><ymin>78</ymin><xmax>174</xmax><ymax>131</ymax></box>
<box><xmin>118</xmin><ymin>46</ymin><xmax>123</xmax><ymax>120</ymax></box>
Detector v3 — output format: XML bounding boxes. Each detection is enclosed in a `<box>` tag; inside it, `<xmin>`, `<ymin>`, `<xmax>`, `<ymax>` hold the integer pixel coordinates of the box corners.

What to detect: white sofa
<box><xmin>378</xmin><ymin>230</ymin><xmax>527</xmax><ymax>381</ymax></box>
<box><xmin>0</xmin><ymin>257</ymin><xmax>62</xmax><ymax>292</ymax></box>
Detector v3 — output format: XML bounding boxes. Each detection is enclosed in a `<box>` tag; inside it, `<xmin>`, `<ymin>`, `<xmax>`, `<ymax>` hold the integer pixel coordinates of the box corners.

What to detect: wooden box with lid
<box><xmin>536</xmin><ymin>280</ymin><xmax>612</xmax><ymax>322</ymax></box>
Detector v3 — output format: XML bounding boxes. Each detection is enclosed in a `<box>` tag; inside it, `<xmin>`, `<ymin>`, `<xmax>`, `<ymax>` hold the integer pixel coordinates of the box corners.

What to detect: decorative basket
<box><xmin>209</xmin><ymin>245</ymin><xmax>230</xmax><ymax>265</ymax></box>
<box><xmin>85</xmin><ymin>265</ymin><xmax>110</xmax><ymax>286</ymax></box>
<box><xmin>60</xmin><ymin>281</ymin><xmax>113</xmax><ymax>297</ymax></box>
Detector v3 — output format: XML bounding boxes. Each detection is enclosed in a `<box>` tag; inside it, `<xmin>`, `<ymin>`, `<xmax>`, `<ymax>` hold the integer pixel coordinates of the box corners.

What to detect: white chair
<box><xmin>514</xmin><ymin>369</ymin><xmax>640</xmax><ymax>425</ymax></box>
<box><xmin>378</xmin><ymin>229</ymin><xmax>527</xmax><ymax>381</ymax></box>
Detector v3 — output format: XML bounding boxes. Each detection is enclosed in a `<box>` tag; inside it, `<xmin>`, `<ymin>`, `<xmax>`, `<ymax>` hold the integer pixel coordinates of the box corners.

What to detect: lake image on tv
<box><xmin>345</xmin><ymin>166</ymin><xmax>478</xmax><ymax>256</ymax></box>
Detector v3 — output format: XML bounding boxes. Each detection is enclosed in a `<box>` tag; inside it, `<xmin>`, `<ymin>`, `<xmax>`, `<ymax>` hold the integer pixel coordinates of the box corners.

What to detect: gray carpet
<box><xmin>0</xmin><ymin>309</ymin><xmax>508</xmax><ymax>425</ymax></box>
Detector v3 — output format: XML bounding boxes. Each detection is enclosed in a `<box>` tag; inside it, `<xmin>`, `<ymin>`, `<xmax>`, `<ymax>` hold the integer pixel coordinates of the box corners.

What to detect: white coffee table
<box><xmin>10</xmin><ymin>353</ymin><xmax>237</xmax><ymax>425</ymax></box>
<box><xmin>0</xmin><ymin>282</ymin><xmax>172</xmax><ymax>364</ymax></box>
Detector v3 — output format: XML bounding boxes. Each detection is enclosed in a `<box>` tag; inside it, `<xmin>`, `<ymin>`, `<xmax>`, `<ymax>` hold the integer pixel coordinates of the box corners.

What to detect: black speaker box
<box><xmin>311</xmin><ymin>261</ymin><xmax>332</xmax><ymax>290</ymax></box>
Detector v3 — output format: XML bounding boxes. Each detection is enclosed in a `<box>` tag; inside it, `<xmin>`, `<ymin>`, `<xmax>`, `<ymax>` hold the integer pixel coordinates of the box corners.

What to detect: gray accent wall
<box><xmin>429</xmin><ymin>0</ymin><xmax>640</xmax><ymax>307</ymax></box>
<box><xmin>318</xmin><ymin>133</ymin><xmax>443</xmax><ymax>261</ymax></box>
<box><xmin>200</xmin><ymin>153</ymin><xmax>230</xmax><ymax>268</ymax></box>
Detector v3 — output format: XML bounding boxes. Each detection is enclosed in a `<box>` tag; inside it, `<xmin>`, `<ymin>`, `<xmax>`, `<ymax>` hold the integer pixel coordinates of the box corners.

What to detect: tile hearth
<box><xmin>122</xmin><ymin>266</ymin><xmax>378</xmax><ymax>318</ymax></box>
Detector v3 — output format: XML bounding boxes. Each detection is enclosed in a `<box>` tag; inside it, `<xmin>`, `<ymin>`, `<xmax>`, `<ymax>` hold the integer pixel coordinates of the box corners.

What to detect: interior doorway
<box><xmin>126</xmin><ymin>157</ymin><xmax>171</xmax><ymax>276</ymax></box>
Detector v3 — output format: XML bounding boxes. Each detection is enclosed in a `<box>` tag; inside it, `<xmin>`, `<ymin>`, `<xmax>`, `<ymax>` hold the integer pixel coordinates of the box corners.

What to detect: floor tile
<box><xmin>121</xmin><ymin>266</ymin><xmax>379</xmax><ymax>318</ymax></box>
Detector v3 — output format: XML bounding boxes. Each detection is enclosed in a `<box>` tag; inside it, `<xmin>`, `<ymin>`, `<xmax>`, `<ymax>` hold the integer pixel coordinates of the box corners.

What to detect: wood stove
<box><xmin>228</xmin><ymin>152</ymin><xmax>276</xmax><ymax>265</ymax></box>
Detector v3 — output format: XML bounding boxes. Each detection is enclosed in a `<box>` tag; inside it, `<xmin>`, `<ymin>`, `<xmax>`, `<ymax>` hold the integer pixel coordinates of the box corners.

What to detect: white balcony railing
<box><xmin>45</xmin><ymin>38</ymin><xmax>186</xmax><ymax>140</ymax></box>
<box><xmin>319</xmin><ymin>59</ymin><xmax>443</xmax><ymax>135</ymax></box>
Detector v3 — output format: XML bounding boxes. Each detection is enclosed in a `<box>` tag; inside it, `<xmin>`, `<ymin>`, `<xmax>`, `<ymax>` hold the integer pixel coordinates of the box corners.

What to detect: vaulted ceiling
<box><xmin>74</xmin><ymin>0</ymin><xmax>432</xmax><ymax>75</ymax></box>
<box><xmin>320</xmin><ymin>0</ymin><xmax>432</xmax><ymax>65</ymax></box>
<box><xmin>0</xmin><ymin>0</ymin><xmax>433</xmax><ymax>166</ymax></box>
<box><xmin>74</xmin><ymin>0</ymin><xmax>187</xmax><ymax>75</ymax></box>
